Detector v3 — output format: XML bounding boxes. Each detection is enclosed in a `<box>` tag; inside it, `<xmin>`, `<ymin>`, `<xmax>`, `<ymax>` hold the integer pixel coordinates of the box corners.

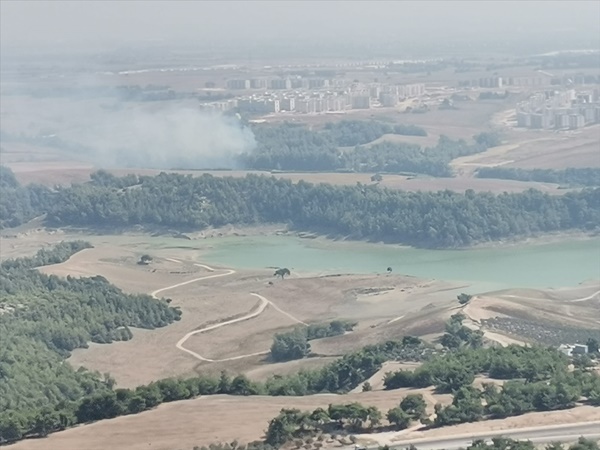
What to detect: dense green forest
<box><xmin>241</xmin><ymin>122</ymin><xmax>497</xmax><ymax>175</ymax></box>
<box><xmin>0</xmin><ymin>244</ymin><xmax>182</xmax><ymax>442</ymax></box>
<box><xmin>43</xmin><ymin>172</ymin><xmax>600</xmax><ymax>248</ymax></box>
<box><xmin>2</xmin><ymin>168</ymin><xmax>599</xmax><ymax>248</ymax></box>
<box><xmin>0</xmin><ymin>165</ymin><xmax>50</xmax><ymax>228</ymax></box>
<box><xmin>476</xmin><ymin>167</ymin><xmax>600</xmax><ymax>187</ymax></box>
<box><xmin>346</xmin><ymin>132</ymin><xmax>501</xmax><ymax>177</ymax></box>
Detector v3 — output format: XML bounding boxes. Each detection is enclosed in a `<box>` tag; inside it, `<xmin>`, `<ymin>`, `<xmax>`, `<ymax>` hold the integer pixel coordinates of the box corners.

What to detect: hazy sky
<box><xmin>2</xmin><ymin>0</ymin><xmax>599</xmax><ymax>49</ymax></box>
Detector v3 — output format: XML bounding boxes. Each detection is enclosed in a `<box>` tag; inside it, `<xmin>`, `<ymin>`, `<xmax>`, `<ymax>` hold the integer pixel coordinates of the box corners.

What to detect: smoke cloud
<box><xmin>59</xmin><ymin>103</ymin><xmax>256</xmax><ymax>169</ymax></box>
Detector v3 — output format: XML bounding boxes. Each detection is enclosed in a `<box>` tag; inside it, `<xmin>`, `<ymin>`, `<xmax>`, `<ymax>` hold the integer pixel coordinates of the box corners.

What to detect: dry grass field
<box><xmin>263</xmin><ymin>100</ymin><xmax>510</xmax><ymax>141</ymax></box>
<box><xmin>8</xmin><ymin>388</ymin><xmax>455</xmax><ymax>450</ymax></box>
<box><xmin>8</xmin><ymin>391</ymin><xmax>599</xmax><ymax>450</ymax></box>
<box><xmin>4</xmin><ymin>159</ymin><xmax>570</xmax><ymax>195</ymax></box>
<box><xmin>452</xmin><ymin>125</ymin><xmax>600</xmax><ymax>174</ymax></box>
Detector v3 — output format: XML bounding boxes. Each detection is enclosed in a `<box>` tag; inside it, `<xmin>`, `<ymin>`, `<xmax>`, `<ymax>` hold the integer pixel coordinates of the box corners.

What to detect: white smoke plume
<box><xmin>59</xmin><ymin>103</ymin><xmax>255</xmax><ymax>169</ymax></box>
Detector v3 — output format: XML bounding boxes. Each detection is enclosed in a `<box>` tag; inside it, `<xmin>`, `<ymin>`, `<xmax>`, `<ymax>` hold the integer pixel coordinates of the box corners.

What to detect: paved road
<box><xmin>384</xmin><ymin>421</ymin><xmax>600</xmax><ymax>450</ymax></box>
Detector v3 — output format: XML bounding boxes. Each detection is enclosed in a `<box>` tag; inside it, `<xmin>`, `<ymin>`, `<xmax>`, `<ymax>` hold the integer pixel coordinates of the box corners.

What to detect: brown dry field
<box><xmin>9</xmin><ymin>394</ymin><xmax>599</xmax><ymax>450</ymax></box>
<box><xmin>4</xmin><ymin>158</ymin><xmax>570</xmax><ymax>195</ymax></box>
<box><xmin>452</xmin><ymin>124</ymin><xmax>600</xmax><ymax>173</ymax></box>
<box><xmin>9</xmin><ymin>388</ymin><xmax>455</xmax><ymax>450</ymax></box>
<box><xmin>262</xmin><ymin>100</ymin><xmax>509</xmax><ymax>142</ymax></box>
<box><xmin>472</xmin><ymin>284</ymin><xmax>600</xmax><ymax>327</ymax></box>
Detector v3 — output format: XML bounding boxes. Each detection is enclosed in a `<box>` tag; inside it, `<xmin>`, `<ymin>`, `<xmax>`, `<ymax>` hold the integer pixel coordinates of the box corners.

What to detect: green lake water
<box><xmin>193</xmin><ymin>235</ymin><xmax>600</xmax><ymax>293</ymax></box>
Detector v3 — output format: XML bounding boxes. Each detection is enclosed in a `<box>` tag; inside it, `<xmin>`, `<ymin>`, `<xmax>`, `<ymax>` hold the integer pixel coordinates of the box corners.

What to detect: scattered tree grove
<box><xmin>241</xmin><ymin>123</ymin><xmax>502</xmax><ymax>177</ymax></box>
<box><xmin>270</xmin><ymin>320</ymin><xmax>356</xmax><ymax>362</ymax></box>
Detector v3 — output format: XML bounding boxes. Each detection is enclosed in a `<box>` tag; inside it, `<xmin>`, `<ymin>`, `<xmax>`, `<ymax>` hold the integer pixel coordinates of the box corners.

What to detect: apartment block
<box><xmin>269</xmin><ymin>78</ymin><xmax>292</xmax><ymax>90</ymax></box>
<box><xmin>227</xmin><ymin>79</ymin><xmax>250</xmax><ymax>90</ymax></box>
<box><xmin>250</xmin><ymin>79</ymin><xmax>267</xmax><ymax>90</ymax></box>
<box><xmin>351</xmin><ymin>95</ymin><xmax>371</xmax><ymax>109</ymax></box>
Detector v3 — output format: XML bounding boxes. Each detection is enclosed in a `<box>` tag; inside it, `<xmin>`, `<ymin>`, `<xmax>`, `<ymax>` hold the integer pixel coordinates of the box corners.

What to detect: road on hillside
<box><xmin>153</xmin><ymin>260</ymin><xmax>306</xmax><ymax>362</ymax></box>
<box><xmin>381</xmin><ymin>421</ymin><xmax>600</xmax><ymax>450</ymax></box>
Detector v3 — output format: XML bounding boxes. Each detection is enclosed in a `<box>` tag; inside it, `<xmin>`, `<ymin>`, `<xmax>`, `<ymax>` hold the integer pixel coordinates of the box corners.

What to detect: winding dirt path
<box><xmin>152</xmin><ymin>260</ymin><xmax>306</xmax><ymax>363</ymax></box>
<box><xmin>500</xmin><ymin>288</ymin><xmax>600</xmax><ymax>303</ymax></box>
<box><xmin>150</xmin><ymin>266</ymin><xmax>234</xmax><ymax>299</ymax></box>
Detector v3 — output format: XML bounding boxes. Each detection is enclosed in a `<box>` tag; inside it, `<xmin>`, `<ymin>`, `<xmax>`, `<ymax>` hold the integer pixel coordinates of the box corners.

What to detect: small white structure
<box><xmin>558</xmin><ymin>344</ymin><xmax>589</xmax><ymax>357</ymax></box>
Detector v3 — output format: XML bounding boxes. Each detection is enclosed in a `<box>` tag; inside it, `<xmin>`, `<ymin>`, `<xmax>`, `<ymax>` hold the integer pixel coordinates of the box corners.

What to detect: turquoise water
<box><xmin>197</xmin><ymin>235</ymin><xmax>600</xmax><ymax>293</ymax></box>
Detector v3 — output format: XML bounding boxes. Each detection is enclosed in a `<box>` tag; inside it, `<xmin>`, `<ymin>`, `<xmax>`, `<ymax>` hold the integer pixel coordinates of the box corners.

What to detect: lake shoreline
<box><xmin>3</xmin><ymin>223</ymin><xmax>598</xmax><ymax>292</ymax></box>
<box><xmin>180</xmin><ymin>224</ymin><xmax>599</xmax><ymax>252</ymax></box>
<box><xmin>4</xmin><ymin>219</ymin><xmax>598</xmax><ymax>253</ymax></box>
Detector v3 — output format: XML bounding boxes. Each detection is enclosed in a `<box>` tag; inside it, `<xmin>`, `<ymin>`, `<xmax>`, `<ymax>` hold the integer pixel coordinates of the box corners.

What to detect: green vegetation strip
<box><xmin>2</xmin><ymin>167</ymin><xmax>599</xmax><ymax>248</ymax></box>
<box><xmin>476</xmin><ymin>167</ymin><xmax>600</xmax><ymax>188</ymax></box>
<box><xmin>243</xmin><ymin>121</ymin><xmax>499</xmax><ymax>176</ymax></box>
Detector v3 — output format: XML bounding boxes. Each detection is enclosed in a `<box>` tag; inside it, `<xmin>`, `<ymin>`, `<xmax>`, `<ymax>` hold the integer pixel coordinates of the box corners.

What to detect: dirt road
<box><xmin>153</xmin><ymin>260</ymin><xmax>306</xmax><ymax>363</ymax></box>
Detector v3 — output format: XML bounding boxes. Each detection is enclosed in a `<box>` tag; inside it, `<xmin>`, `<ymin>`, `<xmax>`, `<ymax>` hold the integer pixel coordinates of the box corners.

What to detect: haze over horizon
<box><xmin>2</xmin><ymin>0</ymin><xmax>599</xmax><ymax>56</ymax></box>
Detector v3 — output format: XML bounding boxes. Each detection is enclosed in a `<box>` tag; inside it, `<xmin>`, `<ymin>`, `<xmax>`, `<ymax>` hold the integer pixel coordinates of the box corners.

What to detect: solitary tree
<box><xmin>274</xmin><ymin>268</ymin><xmax>291</xmax><ymax>279</ymax></box>
<box><xmin>586</xmin><ymin>337</ymin><xmax>599</xmax><ymax>354</ymax></box>
<box><xmin>386</xmin><ymin>407</ymin><xmax>411</xmax><ymax>430</ymax></box>
<box><xmin>386</xmin><ymin>267</ymin><xmax>392</xmax><ymax>274</ymax></box>
<box><xmin>457</xmin><ymin>293</ymin><xmax>473</xmax><ymax>305</ymax></box>
<box><xmin>138</xmin><ymin>254</ymin><xmax>153</xmax><ymax>265</ymax></box>
<box><xmin>400</xmin><ymin>394</ymin><xmax>427</xmax><ymax>421</ymax></box>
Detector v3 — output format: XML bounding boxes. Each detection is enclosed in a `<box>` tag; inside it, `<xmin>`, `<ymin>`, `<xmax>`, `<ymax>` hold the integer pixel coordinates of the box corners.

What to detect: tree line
<box><xmin>241</xmin><ymin>122</ymin><xmax>497</xmax><ymax>176</ymax></box>
<box><xmin>476</xmin><ymin>167</ymin><xmax>600</xmax><ymax>188</ymax></box>
<box><xmin>322</xmin><ymin>120</ymin><xmax>427</xmax><ymax>147</ymax></box>
<box><xmin>3</xmin><ymin>168</ymin><xmax>599</xmax><ymax>248</ymax></box>
<box><xmin>0</xmin><ymin>165</ymin><xmax>51</xmax><ymax>228</ymax></box>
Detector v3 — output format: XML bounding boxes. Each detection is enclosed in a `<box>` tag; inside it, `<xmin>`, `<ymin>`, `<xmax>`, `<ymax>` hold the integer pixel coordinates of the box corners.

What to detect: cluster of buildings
<box><xmin>200</xmin><ymin>79</ymin><xmax>426</xmax><ymax>115</ymax></box>
<box><xmin>458</xmin><ymin>75</ymin><xmax>555</xmax><ymax>89</ymax></box>
<box><xmin>459</xmin><ymin>73</ymin><xmax>600</xmax><ymax>90</ymax></box>
<box><xmin>226</xmin><ymin>77</ymin><xmax>344</xmax><ymax>91</ymax></box>
<box><xmin>516</xmin><ymin>89</ymin><xmax>600</xmax><ymax>130</ymax></box>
